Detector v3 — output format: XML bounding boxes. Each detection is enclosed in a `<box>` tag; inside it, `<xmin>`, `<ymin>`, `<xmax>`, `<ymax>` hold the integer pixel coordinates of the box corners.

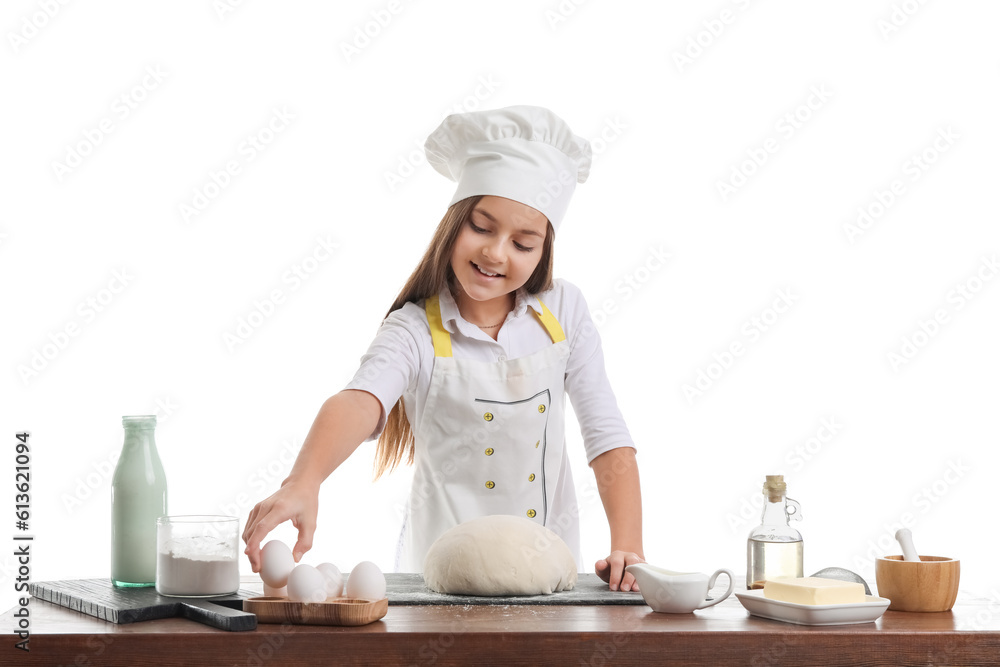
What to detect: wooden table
<box><xmin>5</xmin><ymin>590</ymin><xmax>1000</xmax><ymax>666</ymax></box>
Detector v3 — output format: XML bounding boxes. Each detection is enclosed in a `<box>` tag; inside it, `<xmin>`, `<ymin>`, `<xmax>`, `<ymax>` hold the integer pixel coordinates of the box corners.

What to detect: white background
<box><xmin>2</xmin><ymin>0</ymin><xmax>998</xmax><ymax>614</ymax></box>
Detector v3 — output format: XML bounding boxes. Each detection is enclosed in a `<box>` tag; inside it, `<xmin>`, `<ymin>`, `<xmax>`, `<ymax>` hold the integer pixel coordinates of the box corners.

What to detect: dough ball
<box><xmin>423</xmin><ymin>515</ymin><xmax>578</xmax><ymax>596</ymax></box>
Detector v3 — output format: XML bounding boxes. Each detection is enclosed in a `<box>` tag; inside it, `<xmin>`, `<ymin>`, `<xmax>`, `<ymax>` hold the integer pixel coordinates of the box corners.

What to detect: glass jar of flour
<box><xmin>156</xmin><ymin>515</ymin><xmax>240</xmax><ymax>597</ymax></box>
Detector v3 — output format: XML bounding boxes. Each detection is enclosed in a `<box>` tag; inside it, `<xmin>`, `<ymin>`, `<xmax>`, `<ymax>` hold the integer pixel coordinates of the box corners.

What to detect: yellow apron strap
<box><xmin>533</xmin><ymin>299</ymin><xmax>566</xmax><ymax>344</ymax></box>
<box><xmin>427</xmin><ymin>294</ymin><xmax>563</xmax><ymax>353</ymax></box>
<box><xmin>425</xmin><ymin>294</ymin><xmax>453</xmax><ymax>358</ymax></box>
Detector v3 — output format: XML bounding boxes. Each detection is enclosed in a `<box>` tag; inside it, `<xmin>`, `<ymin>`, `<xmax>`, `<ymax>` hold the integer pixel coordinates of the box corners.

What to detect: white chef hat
<box><xmin>424</xmin><ymin>105</ymin><xmax>592</xmax><ymax>232</ymax></box>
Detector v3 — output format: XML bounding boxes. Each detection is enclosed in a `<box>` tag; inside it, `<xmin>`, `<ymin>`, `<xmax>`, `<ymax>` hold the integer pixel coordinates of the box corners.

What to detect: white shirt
<box><xmin>344</xmin><ymin>278</ymin><xmax>634</xmax><ymax>463</ymax></box>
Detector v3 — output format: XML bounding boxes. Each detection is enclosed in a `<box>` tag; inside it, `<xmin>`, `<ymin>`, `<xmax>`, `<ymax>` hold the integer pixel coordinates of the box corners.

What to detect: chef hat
<box><xmin>424</xmin><ymin>105</ymin><xmax>592</xmax><ymax>232</ymax></box>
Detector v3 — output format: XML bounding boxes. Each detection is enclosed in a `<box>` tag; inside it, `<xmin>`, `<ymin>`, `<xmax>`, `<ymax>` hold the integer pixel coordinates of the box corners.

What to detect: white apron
<box><xmin>395</xmin><ymin>293</ymin><xmax>581</xmax><ymax>572</ymax></box>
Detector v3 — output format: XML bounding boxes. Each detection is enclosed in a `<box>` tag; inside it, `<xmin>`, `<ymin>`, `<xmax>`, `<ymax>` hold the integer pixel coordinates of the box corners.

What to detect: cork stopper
<box><xmin>764</xmin><ymin>475</ymin><xmax>786</xmax><ymax>503</ymax></box>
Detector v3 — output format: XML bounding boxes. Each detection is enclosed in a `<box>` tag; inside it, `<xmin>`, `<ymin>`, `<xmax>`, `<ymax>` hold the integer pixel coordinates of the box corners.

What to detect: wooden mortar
<box><xmin>875</xmin><ymin>555</ymin><xmax>960</xmax><ymax>612</ymax></box>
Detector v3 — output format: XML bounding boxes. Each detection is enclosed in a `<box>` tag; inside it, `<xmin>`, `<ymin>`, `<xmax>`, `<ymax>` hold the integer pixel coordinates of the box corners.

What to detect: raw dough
<box><xmin>423</xmin><ymin>515</ymin><xmax>578</xmax><ymax>596</ymax></box>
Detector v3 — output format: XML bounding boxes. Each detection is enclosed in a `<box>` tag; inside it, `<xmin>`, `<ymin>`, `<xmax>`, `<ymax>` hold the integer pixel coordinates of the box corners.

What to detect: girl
<box><xmin>243</xmin><ymin>106</ymin><xmax>644</xmax><ymax>592</ymax></box>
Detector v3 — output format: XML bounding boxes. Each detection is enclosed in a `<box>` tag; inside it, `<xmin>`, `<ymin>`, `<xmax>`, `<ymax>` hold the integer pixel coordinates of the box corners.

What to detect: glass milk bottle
<box><xmin>111</xmin><ymin>415</ymin><xmax>168</xmax><ymax>587</ymax></box>
<box><xmin>746</xmin><ymin>474</ymin><xmax>802</xmax><ymax>590</ymax></box>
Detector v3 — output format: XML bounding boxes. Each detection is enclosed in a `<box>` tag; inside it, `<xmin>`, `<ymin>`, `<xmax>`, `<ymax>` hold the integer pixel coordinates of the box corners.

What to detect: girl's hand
<box><xmin>242</xmin><ymin>477</ymin><xmax>320</xmax><ymax>572</ymax></box>
<box><xmin>595</xmin><ymin>551</ymin><xmax>645</xmax><ymax>592</ymax></box>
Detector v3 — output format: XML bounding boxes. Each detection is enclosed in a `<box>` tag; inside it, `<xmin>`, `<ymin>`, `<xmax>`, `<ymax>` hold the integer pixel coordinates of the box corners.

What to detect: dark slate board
<box><xmin>29</xmin><ymin>579</ymin><xmax>258</xmax><ymax>631</ymax></box>
<box><xmin>385</xmin><ymin>573</ymin><xmax>646</xmax><ymax>606</ymax></box>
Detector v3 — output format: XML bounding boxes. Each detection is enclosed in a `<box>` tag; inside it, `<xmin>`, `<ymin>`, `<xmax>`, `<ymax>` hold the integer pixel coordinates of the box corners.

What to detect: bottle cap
<box><xmin>764</xmin><ymin>475</ymin><xmax>786</xmax><ymax>502</ymax></box>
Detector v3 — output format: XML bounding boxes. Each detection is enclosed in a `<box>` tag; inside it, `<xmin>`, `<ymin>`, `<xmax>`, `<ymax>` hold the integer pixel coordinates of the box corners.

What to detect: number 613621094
<box><xmin>15</xmin><ymin>432</ymin><xmax>30</xmax><ymax>531</ymax></box>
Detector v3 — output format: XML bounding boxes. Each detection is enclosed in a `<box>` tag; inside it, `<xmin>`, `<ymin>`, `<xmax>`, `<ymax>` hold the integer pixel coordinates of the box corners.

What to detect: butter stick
<box><xmin>763</xmin><ymin>577</ymin><xmax>866</xmax><ymax>605</ymax></box>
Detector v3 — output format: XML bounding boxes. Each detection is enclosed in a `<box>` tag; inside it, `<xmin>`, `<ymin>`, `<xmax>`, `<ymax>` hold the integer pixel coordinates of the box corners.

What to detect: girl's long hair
<box><xmin>373</xmin><ymin>195</ymin><xmax>555</xmax><ymax>480</ymax></box>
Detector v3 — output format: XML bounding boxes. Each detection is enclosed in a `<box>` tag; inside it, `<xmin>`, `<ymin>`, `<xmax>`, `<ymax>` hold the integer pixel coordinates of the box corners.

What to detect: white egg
<box><xmin>286</xmin><ymin>564</ymin><xmax>328</xmax><ymax>603</ymax></box>
<box><xmin>262</xmin><ymin>582</ymin><xmax>287</xmax><ymax>597</ymax></box>
<box><xmin>260</xmin><ymin>540</ymin><xmax>295</xmax><ymax>588</ymax></box>
<box><xmin>316</xmin><ymin>562</ymin><xmax>344</xmax><ymax>597</ymax></box>
<box><xmin>345</xmin><ymin>561</ymin><xmax>386</xmax><ymax>600</ymax></box>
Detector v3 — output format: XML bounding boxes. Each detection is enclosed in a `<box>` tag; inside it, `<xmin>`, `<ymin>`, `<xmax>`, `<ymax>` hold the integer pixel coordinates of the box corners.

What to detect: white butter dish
<box><xmin>735</xmin><ymin>590</ymin><xmax>890</xmax><ymax>626</ymax></box>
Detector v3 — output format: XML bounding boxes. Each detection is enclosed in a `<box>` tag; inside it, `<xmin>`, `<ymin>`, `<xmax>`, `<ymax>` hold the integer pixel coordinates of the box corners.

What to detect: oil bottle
<box><xmin>746</xmin><ymin>474</ymin><xmax>802</xmax><ymax>590</ymax></box>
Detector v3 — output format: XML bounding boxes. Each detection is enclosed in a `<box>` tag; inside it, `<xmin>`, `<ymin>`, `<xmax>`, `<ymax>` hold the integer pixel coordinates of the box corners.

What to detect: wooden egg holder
<box><xmin>243</xmin><ymin>596</ymin><xmax>388</xmax><ymax>626</ymax></box>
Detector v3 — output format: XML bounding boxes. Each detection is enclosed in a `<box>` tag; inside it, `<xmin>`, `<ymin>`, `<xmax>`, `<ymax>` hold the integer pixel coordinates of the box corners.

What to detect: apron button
<box><xmin>528</xmin><ymin>473</ymin><xmax>535</xmax><ymax>482</ymax></box>
<box><xmin>485</xmin><ymin>448</ymin><xmax>494</xmax><ymax>456</ymax></box>
<box><xmin>483</xmin><ymin>412</ymin><xmax>494</xmax><ymax>422</ymax></box>
<box><xmin>537</xmin><ymin>405</ymin><xmax>546</xmax><ymax>413</ymax></box>
<box><xmin>485</xmin><ymin>480</ymin><xmax>495</xmax><ymax>489</ymax></box>
<box><xmin>526</xmin><ymin>509</ymin><xmax>536</xmax><ymax>518</ymax></box>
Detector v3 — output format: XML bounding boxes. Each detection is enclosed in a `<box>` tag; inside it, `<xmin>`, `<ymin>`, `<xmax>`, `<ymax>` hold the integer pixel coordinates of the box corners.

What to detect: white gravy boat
<box><xmin>626</xmin><ymin>563</ymin><xmax>735</xmax><ymax>613</ymax></box>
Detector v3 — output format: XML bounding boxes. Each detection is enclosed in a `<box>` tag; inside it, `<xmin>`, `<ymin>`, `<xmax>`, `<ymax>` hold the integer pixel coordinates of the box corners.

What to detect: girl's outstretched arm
<box><xmin>591</xmin><ymin>446</ymin><xmax>644</xmax><ymax>591</ymax></box>
<box><xmin>242</xmin><ymin>389</ymin><xmax>382</xmax><ymax>571</ymax></box>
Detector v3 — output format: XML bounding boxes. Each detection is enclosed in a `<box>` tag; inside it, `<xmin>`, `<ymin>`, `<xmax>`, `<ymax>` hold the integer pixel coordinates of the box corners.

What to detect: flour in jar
<box><xmin>156</xmin><ymin>538</ymin><xmax>239</xmax><ymax>597</ymax></box>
